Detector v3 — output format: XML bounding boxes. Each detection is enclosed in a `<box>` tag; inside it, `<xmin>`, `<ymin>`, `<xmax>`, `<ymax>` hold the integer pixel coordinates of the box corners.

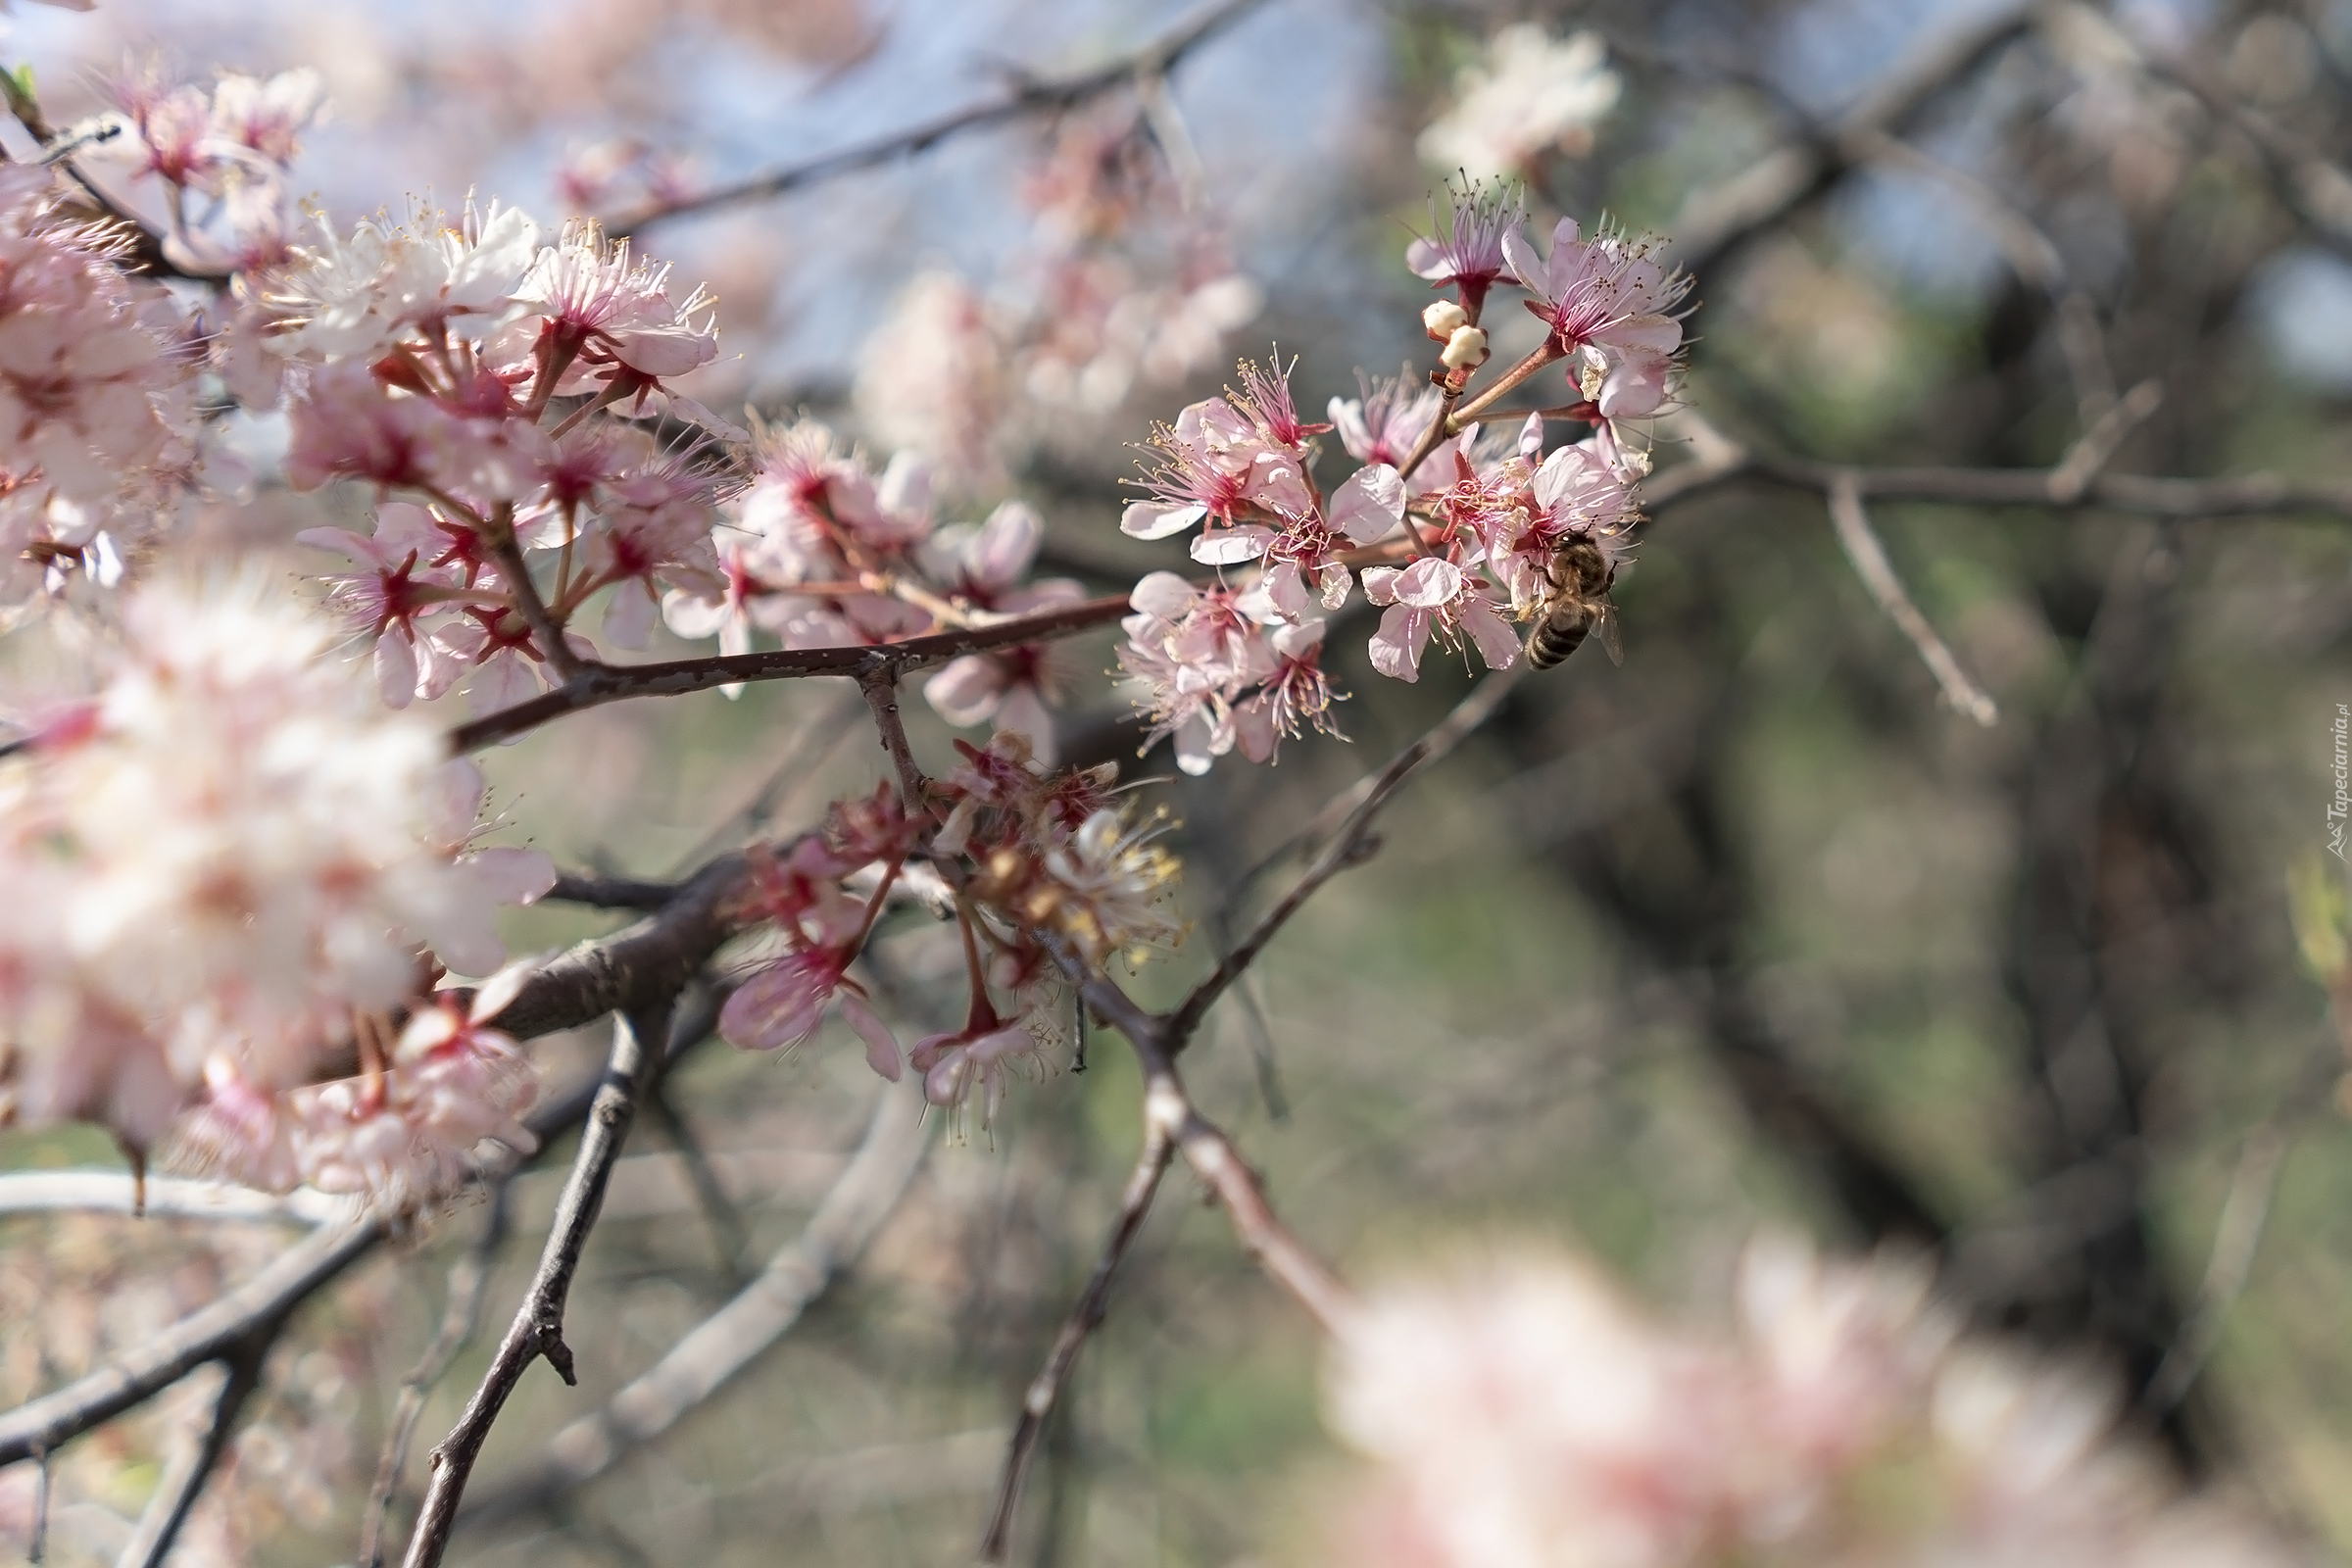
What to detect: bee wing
<box><xmin>1594</xmin><ymin>600</ymin><xmax>1624</xmax><ymax>665</ymax></box>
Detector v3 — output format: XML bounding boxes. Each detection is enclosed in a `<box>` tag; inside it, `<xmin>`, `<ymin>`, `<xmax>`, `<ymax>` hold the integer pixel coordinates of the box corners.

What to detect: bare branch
<box><xmin>607</xmin><ymin>0</ymin><xmax>1269</xmax><ymax>239</ymax></box>
<box><xmin>2047</xmin><ymin>379</ymin><xmax>2167</xmax><ymax>505</ymax></box>
<box><xmin>858</xmin><ymin>666</ymin><xmax>931</xmax><ymax>808</ymax></box>
<box><xmin>980</xmin><ymin>1113</ymin><xmax>1176</xmax><ymax>1560</ymax></box>
<box><xmin>112</xmin><ymin>1340</ymin><xmax>269</xmax><ymax>1568</ymax></box>
<box><xmin>636</xmin><ymin>1086</ymin><xmax>751</xmax><ymax>1289</ymax></box>
<box><xmin>0</xmin><ymin>1171</ymin><xmax>349</xmax><ymax>1226</ymax></box>
<box><xmin>449</xmin><ymin>595</ymin><xmax>1130</xmax><ymax>752</ymax></box>
<box><xmin>481</xmin><ymin>522</ymin><xmax>586</xmax><ymax>682</ymax></box>
<box><xmin>1670</xmin><ymin>1</ymin><xmax>2038</xmax><ymax>277</ymax></box>
<box><xmin>359</xmin><ymin>1186</ymin><xmax>514</xmax><ymax>1568</ymax></box>
<box><xmin>398</xmin><ymin>999</ymin><xmax>673</xmax><ymax>1568</ymax></box>
<box><xmin>2141</xmin><ymin>1124</ymin><xmax>2290</xmax><ymax>1416</ymax></box>
<box><xmin>452</xmin><ymin>1082</ymin><xmax>930</xmax><ymax>1534</ymax></box>
<box><xmin>1827</xmin><ymin>472</ymin><xmax>1998</xmax><ymax>726</ymax></box>
<box><xmin>1183</xmin><ymin>668</ymin><xmax>1525</xmax><ymax>1042</ymax></box>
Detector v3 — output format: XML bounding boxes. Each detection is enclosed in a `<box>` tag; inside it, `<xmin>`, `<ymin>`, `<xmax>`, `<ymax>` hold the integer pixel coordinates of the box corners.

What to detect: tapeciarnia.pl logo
<box><xmin>2332</xmin><ymin>704</ymin><xmax>2349</xmax><ymax>861</ymax></box>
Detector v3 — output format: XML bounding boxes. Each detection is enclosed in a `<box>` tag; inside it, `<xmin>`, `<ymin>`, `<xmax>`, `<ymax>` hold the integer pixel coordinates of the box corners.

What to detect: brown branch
<box><xmin>1645</xmin><ymin>412</ymin><xmax>2352</xmax><ymax>522</ymax></box>
<box><xmin>637</xmin><ymin>1086</ymin><xmax>751</xmax><ymax>1289</ymax></box>
<box><xmin>1179</xmin><ymin>667</ymin><xmax>1526</xmax><ymax>1043</ymax></box>
<box><xmin>112</xmin><ymin>1339</ymin><xmax>270</xmax><ymax>1568</ymax></box>
<box><xmin>449</xmin><ymin>595</ymin><xmax>1130</xmax><ymax>752</ymax></box>
<box><xmin>1669</xmin><ymin>0</ymin><xmax>2039</xmax><ymax>278</ymax></box>
<box><xmin>1825</xmin><ymin>471</ymin><xmax>1998</xmax><ymax>726</ymax></box>
<box><xmin>358</xmin><ymin>1185</ymin><xmax>513</xmax><ymax>1568</ymax></box>
<box><xmin>481</xmin><ymin>519</ymin><xmax>586</xmax><ymax>683</ymax></box>
<box><xmin>397</xmin><ymin>1000</ymin><xmax>672</xmax><ymax>1568</ymax></box>
<box><xmin>546</xmin><ymin>872</ymin><xmax>681</xmax><ymax>910</ymax></box>
<box><xmin>606</xmin><ymin>0</ymin><xmax>1269</xmax><ymax>239</ymax></box>
<box><xmin>858</xmin><ymin>666</ymin><xmax>931</xmax><ymax>808</ymax></box>
<box><xmin>451</xmin><ymin>1081</ymin><xmax>930</xmax><ymax>1535</ymax></box>
<box><xmin>979</xmin><ymin>1110</ymin><xmax>1176</xmax><ymax>1560</ymax></box>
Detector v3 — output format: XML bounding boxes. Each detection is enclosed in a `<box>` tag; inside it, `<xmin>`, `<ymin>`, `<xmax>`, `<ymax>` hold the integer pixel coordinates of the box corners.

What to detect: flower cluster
<box><xmin>0</xmin><ymin>576</ymin><xmax>553</xmax><ymax>1202</ymax></box>
<box><xmin>98</xmin><ymin>58</ymin><xmax>325</xmax><ymax>273</ymax></box>
<box><xmin>720</xmin><ymin>734</ymin><xmax>1177</xmax><ymax>1132</ymax></box>
<box><xmin>854</xmin><ymin>99</ymin><xmax>1262</xmax><ymax>490</ymax></box>
<box><xmin>1115</xmin><ymin>188</ymin><xmax>1680</xmax><ymax>775</ymax></box>
<box><xmin>0</xmin><ymin>164</ymin><xmax>204</xmax><ymax>610</ymax></box>
<box><xmin>662</xmin><ymin>418</ymin><xmax>1091</xmax><ymax>757</ymax></box>
<box><xmin>1323</xmin><ymin>1237</ymin><xmax>2296</xmax><ymax>1568</ymax></box>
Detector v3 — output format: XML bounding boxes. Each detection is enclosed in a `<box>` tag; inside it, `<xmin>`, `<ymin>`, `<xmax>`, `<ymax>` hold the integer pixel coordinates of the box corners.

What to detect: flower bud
<box><xmin>1440</xmin><ymin>324</ymin><xmax>1490</xmax><ymax>370</ymax></box>
<box><xmin>1422</xmin><ymin>299</ymin><xmax>1470</xmax><ymax>340</ymax></box>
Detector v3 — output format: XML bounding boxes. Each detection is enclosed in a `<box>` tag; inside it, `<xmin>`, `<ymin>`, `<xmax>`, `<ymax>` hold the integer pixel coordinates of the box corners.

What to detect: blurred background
<box><xmin>4</xmin><ymin>0</ymin><xmax>2352</xmax><ymax>1561</ymax></box>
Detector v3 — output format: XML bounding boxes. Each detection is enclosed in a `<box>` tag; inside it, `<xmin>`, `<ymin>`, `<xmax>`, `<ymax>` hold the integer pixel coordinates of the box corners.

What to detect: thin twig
<box><xmin>858</xmin><ymin>666</ymin><xmax>931</xmax><ymax>807</ymax></box>
<box><xmin>452</xmin><ymin>1082</ymin><xmax>930</xmax><ymax>1533</ymax></box>
<box><xmin>2047</xmin><ymin>379</ymin><xmax>2166</xmax><ymax>504</ymax></box>
<box><xmin>2140</xmin><ymin>1124</ymin><xmax>2290</xmax><ymax>1415</ymax></box>
<box><xmin>979</xmin><ymin>1113</ymin><xmax>1176</xmax><ymax>1561</ymax></box>
<box><xmin>637</xmin><ymin>1086</ymin><xmax>752</xmax><ymax>1289</ymax></box>
<box><xmin>398</xmin><ymin>1000</ymin><xmax>673</xmax><ymax>1568</ymax></box>
<box><xmin>481</xmin><ymin>523</ymin><xmax>586</xmax><ymax>682</ymax></box>
<box><xmin>113</xmin><ymin>1339</ymin><xmax>270</xmax><ymax>1568</ymax></box>
<box><xmin>450</xmin><ymin>596</ymin><xmax>1131</xmax><ymax>752</ymax></box>
<box><xmin>0</xmin><ymin>1171</ymin><xmax>349</xmax><ymax>1226</ymax></box>
<box><xmin>1826</xmin><ymin>472</ymin><xmax>1998</xmax><ymax>726</ymax></box>
<box><xmin>1180</xmin><ymin>667</ymin><xmax>1525</xmax><ymax>1042</ymax></box>
<box><xmin>607</xmin><ymin>0</ymin><xmax>1268</xmax><ymax>238</ymax></box>
<box><xmin>358</xmin><ymin>1185</ymin><xmax>514</xmax><ymax>1568</ymax></box>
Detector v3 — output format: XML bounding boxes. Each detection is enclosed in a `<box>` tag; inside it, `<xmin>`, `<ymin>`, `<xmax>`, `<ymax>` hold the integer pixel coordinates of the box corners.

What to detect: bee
<box><xmin>1525</xmin><ymin>537</ymin><xmax>1623</xmax><ymax>669</ymax></box>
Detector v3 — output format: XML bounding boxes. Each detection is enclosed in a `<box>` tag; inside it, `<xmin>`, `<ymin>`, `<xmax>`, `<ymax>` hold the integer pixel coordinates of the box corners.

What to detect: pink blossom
<box><xmin>1362</xmin><ymin>557</ymin><xmax>1520</xmax><ymax>680</ymax></box>
<box><xmin>207</xmin><ymin>70</ymin><xmax>326</xmax><ymax>168</ymax></box>
<box><xmin>1235</xmin><ymin>620</ymin><xmax>1344</xmax><ymax>762</ymax></box>
<box><xmin>720</xmin><ymin>950</ymin><xmax>901</xmax><ymax>1079</ymax></box>
<box><xmin>909</xmin><ymin>1016</ymin><xmax>1042</xmax><ymax>1132</ymax></box>
<box><xmin>1329</xmin><ymin>367</ymin><xmax>1445</xmax><ymax>488</ymax></box>
<box><xmin>297</xmin><ymin>503</ymin><xmax>476</xmax><ymax>707</ymax></box>
<box><xmin>1503</xmin><ymin>218</ymin><xmax>1690</xmax><ymax>414</ymax></box>
<box><xmin>1121</xmin><ymin>394</ymin><xmax>1314</xmax><ymax>541</ymax></box>
<box><xmin>1404</xmin><ymin>180</ymin><xmax>1526</xmax><ymax>317</ymax></box>
<box><xmin>516</xmin><ymin>220</ymin><xmax>719</xmax><ymax>399</ymax></box>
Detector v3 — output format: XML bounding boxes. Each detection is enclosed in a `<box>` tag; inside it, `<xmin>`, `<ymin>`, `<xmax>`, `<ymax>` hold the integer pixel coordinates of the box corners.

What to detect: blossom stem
<box><xmin>546</xmin><ymin>381</ymin><xmax>628</xmax><ymax>441</ymax></box>
<box><xmin>1447</xmin><ymin>341</ymin><xmax>1566</xmax><ymax>428</ymax></box>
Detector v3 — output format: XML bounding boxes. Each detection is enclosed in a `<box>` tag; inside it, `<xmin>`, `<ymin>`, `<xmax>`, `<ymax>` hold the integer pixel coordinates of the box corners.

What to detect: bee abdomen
<box><xmin>1527</xmin><ymin>612</ymin><xmax>1592</xmax><ymax>669</ymax></box>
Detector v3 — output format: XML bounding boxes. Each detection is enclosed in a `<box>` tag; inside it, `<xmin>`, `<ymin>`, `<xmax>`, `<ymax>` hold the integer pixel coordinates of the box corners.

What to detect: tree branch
<box><xmin>0</xmin><ymin>1171</ymin><xmax>349</xmax><ymax>1226</ymax></box>
<box><xmin>1645</xmin><ymin>411</ymin><xmax>2352</xmax><ymax>522</ymax></box>
<box><xmin>111</xmin><ymin>1339</ymin><xmax>270</xmax><ymax>1568</ymax></box>
<box><xmin>358</xmin><ymin>1185</ymin><xmax>514</xmax><ymax>1568</ymax></box>
<box><xmin>1669</xmin><ymin>1</ymin><xmax>2038</xmax><ymax>278</ymax></box>
<box><xmin>979</xmin><ymin>1111</ymin><xmax>1175</xmax><ymax>1561</ymax></box>
<box><xmin>858</xmin><ymin>666</ymin><xmax>931</xmax><ymax>808</ymax></box>
<box><xmin>451</xmin><ymin>1080</ymin><xmax>930</xmax><ymax>1535</ymax></box>
<box><xmin>606</xmin><ymin>0</ymin><xmax>1270</xmax><ymax>239</ymax></box>
<box><xmin>1826</xmin><ymin>471</ymin><xmax>1998</xmax><ymax>726</ymax></box>
<box><xmin>448</xmin><ymin>595</ymin><xmax>1131</xmax><ymax>752</ymax></box>
<box><xmin>1178</xmin><ymin>668</ymin><xmax>1526</xmax><ymax>1044</ymax></box>
<box><xmin>397</xmin><ymin>1000</ymin><xmax>673</xmax><ymax>1568</ymax></box>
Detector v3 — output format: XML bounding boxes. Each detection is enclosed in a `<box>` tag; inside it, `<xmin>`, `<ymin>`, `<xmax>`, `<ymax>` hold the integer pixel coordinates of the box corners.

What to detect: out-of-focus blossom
<box><xmin>855</xmin><ymin>269</ymin><xmax>1015</xmax><ymax>491</ymax></box>
<box><xmin>0</xmin><ymin>166</ymin><xmax>200</xmax><ymax>607</ymax></box>
<box><xmin>924</xmin><ymin>500</ymin><xmax>1086</xmax><ymax>759</ymax></box>
<box><xmin>1319</xmin><ymin>1236</ymin><xmax>2301</xmax><ymax>1568</ymax></box>
<box><xmin>0</xmin><ymin>575</ymin><xmax>551</xmax><ymax>1197</ymax></box>
<box><xmin>1417</xmin><ymin>25</ymin><xmax>1622</xmax><ymax>179</ymax></box>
